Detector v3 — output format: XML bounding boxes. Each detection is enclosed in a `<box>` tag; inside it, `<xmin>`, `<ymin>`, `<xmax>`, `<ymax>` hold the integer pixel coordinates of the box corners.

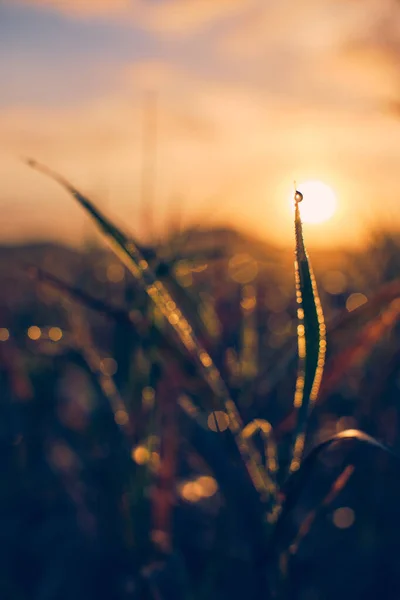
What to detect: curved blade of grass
<box><xmin>287</xmin><ymin>462</ymin><xmax>355</xmax><ymax>555</ymax></box>
<box><xmin>270</xmin><ymin>280</ymin><xmax>400</xmax><ymax>440</ymax></box>
<box><xmin>269</xmin><ymin>428</ymin><xmax>396</xmax><ymax>596</ymax></box>
<box><xmin>158</xmin><ymin>269</ymin><xmax>221</xmax><ymax>352</ymax></box>
<box><xmin>177</xmin><ymin>395</ymin><xmax>270</xmax><ymax>550</ymax></box>
<box><xmin>25</xmin><ymin>159</ymin><xmax>277</xmax><ymax>507</ymax></box>
<box><xmin>289</xmin><ymin>192</ymin><xmax>326</xmax><ymax>474</ymax></box>
<box><xmin>274</xmin><ymin>463</ymin><xmax>355</xmax><ymax>597</ymax></box>
<box><xmin>66</xmin><ymin>301</ymin><xmax>134</xmax><ymax>437</ymax></box>
<box><xmin>241</xmin><ymin>418</ymin><xmax>279</xmax><ymax>522</ymax></box>
<box><xmin>280</xmin><ymin>429</ymin><xmax>394</xmax><ymax>524</ymax></box>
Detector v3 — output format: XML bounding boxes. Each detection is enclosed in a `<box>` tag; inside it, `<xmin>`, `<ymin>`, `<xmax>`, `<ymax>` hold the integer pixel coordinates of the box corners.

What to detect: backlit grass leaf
<box><xmin>25</xmin><ymin>159</ymin><xmax>278</xmax><ymax>510</ymax></box>
<box><xmin>289</xmin><ymin>192</ymin><xmax>326</xmax><ymax>473</ymax></box>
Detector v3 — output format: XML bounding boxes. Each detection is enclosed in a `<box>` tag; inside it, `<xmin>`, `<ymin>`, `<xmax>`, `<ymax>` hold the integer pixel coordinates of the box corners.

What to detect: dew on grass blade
<box><xmin>25</xmin><ymin>158</ymin><xmax>279</xmax><ymax>513</ymax></box>
<box><xmin>294</xmin><ymin>190</ymin><xmax>304</xmax><ymax>203</ymax></box>
<box><xmin>289</xmin><ymin>187</ymin><xmax>327</xmax><ymax>473</ymax></box>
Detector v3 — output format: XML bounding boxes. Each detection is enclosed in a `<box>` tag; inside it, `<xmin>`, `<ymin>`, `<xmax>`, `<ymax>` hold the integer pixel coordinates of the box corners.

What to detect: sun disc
<box><xmin>290</xmin><ymin>180</ymin><xmax>337</xmax><ymax>224</ymax></box>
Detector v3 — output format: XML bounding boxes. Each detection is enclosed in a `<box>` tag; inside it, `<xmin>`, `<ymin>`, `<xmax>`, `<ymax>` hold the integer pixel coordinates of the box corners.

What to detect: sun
<box><xmin>290</xmin><ymin>180</ymin><xmax>337</xmax><ymax>224</ymax></box>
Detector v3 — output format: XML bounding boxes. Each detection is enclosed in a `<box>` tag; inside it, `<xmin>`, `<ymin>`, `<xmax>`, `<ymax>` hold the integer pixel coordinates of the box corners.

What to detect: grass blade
<box><xmin>289</xmin><ymin>191</ymin><xmax>326</xmax><ymax>473</ymax></box>
<box><xmin>241</xmin><ymin>418</ymin><xmax>279</xmax><ymax>521</ymax></box>
<box><xmin>25</xmin><ymin>159</ymin><xmax>277</xmax><ymax>509</ymax></box>
<box><xmin>268</xmin><ymin>429</ymin><xmax>396</xmax><ymax>596</ymax></box>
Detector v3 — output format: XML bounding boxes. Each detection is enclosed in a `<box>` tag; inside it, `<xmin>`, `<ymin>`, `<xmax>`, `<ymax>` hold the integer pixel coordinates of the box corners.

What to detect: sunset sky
<box><xmin>1</xmin><ymin>0</ymin><xmax>400</xmax><ymax>248</ymax></box>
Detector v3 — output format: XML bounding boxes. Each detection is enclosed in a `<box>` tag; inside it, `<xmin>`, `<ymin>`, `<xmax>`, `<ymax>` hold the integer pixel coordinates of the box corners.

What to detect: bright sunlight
<box><xmin>290</xmin><ymin>180</ymin><xmax>338</xmax><ymax>224</ymax></box>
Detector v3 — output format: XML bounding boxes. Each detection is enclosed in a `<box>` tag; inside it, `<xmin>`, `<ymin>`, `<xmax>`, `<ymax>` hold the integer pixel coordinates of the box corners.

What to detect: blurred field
<box><xmin>2</xmin><ymin>223</ymin><xmax>400</xmax><ymax>600</ymax></box>
<box><xmin>3</xmin><ymin>1</ymin><xmax>400</xmax><ymax>598</ymax></box>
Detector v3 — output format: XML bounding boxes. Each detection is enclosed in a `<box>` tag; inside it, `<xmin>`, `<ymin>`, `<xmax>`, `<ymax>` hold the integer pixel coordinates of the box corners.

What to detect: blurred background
<box><xmin>3</xmin><ymin>1</ymin><xmax>400</xmax><ymax>599</ymax></box>
<box><xmin>1</xmin><ymin>0</ymin><xmax>400</xmax><ymax>247</ymax></box>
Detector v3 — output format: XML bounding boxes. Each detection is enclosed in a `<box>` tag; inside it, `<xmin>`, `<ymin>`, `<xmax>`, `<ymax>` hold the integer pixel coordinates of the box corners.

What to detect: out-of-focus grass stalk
<box><xmin>289</xmin><ymin>190</ymin><xmax>326</xmax><ymax>473</ymax></box>
<box><xmin>270</xmin><ymin>429</ymin><xmax>394</xmax><ymax>597</ymax></box>
<box><xmin>26</xmin><ymin>265</ymin><xmax>198</xmax><ymax>375</ymax></box>
<box><xmin>66</xmin><ymin>301</ymin><xmax>134</xmax><ymax>437</ymax></box>
<box><xmin>239</xmin><ymin>285</ymin><xmax>258</xmax><ymax>381</ymax></box>
<box><xmin>150</xmin><ymin>367</ymin><xmax>180</xmax><ymax>554</ymax></box>
<box><xmin>25</xmin><ymin>159</ymin><xmax>278</xmax><ymax>511</ymax></box>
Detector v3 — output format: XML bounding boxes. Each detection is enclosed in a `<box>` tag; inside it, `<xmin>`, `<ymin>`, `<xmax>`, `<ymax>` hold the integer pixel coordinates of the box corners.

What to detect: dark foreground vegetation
<box><xmin>2</xmin><ymin>166</ymin><xmax>400</xmax><ymax>599</ymax></box>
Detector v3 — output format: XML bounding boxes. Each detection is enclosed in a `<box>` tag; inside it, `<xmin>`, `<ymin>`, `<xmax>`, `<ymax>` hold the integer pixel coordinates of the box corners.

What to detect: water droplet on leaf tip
<box><xmin>295</xmin><ymin>191</ymin><xmax>303</xmax><ymax>203</ymax></box>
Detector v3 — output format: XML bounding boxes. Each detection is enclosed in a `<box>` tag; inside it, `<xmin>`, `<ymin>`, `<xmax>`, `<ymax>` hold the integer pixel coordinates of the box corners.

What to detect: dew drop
<box><xmin>295</xmin><ymin>190</ymin><xmax>303</xmax><ymax>203</ymax></box>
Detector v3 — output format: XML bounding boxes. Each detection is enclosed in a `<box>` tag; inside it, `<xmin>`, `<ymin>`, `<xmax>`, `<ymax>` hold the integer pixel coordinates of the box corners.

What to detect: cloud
<box><xmin>216</xmin><ymin>0</ymin><xmax>400</xmax><ymax>114</ymax></box>
<box><xmin>13</xmin><ymin>0</ymin><xmax>247</xmax><ymax>33</ymax></box>
<box><xmin>14</xmin><ymin>0</ymin><xmax>133</xmax><ymax>18</ymax></box>
<box><xmin>137</xmin><ymin>0</ymin><xmax>246</xmax><ymax>34</ymax></box>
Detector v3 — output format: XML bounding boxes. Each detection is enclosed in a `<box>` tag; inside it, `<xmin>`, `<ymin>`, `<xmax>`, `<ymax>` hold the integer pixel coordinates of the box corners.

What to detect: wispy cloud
<box><xmin>14</xmin><ymin>0</ymin><xmax>247</xmax><ymax>33</ymax></box>
<box><xmin>217</xmin><ymin>0</ymin><xmax>400</xmax><ymax>112</ymax></box>
<box><xmin>14</xmin><ymin>0</ymin><xmax>134</xmax><ymax>18</ymax></box>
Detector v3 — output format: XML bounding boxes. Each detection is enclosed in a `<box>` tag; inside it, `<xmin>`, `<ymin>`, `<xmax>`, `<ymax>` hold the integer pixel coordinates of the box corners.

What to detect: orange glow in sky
<box><xmin>290</xmin><ymin>181</ymin><xmax>338</xmax><ymax>225</ymax></box>
<box><xmin>1</xmin><ymin>0</ymin><xmax>400</xmax><ymax>248</ymax></box>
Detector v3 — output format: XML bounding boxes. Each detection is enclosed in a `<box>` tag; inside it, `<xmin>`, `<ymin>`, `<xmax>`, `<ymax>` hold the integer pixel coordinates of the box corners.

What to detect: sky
<box><xmin>1</xmin><ymin>0</ymin><xmax>400</xmax><ymax>248</ymax></box>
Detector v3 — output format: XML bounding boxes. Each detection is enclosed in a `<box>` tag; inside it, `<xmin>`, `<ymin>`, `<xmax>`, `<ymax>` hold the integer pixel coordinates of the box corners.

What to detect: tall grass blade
<box><xmin>25</xmin><ymin>159</ymin><xmax>277</xmax><ymax>509</ymax></box>
<box><xmin>289</xmin><ymin>191</ymin><xmax>326</xmax><ymax>473</ymax></box>
<box><xmin>273</xmin><ymin>280</ymin><xmax>400</xmax><ymax>440</ymax></box>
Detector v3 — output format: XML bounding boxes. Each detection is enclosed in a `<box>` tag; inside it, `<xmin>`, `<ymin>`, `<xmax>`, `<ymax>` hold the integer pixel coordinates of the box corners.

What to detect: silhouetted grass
<box><xmin>1</xmin><ymin>162</ymin><xmax>400</xmax><ymax>599</ymax></box>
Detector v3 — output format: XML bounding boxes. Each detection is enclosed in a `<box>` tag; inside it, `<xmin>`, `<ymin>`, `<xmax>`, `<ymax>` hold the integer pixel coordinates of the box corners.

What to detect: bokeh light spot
<box><xmin>179</xmin><ymin>481</ymin><xmax>203</xmax><ymax>503</ymax></box>
<box><xmin>241</xmin><ymin>295</ymin><xmax>256</xmax><ymax>311</ymax></box>
<box><xmin>333</xmin><ymin>506</ymin><xmax>355</xmax><ymax>529</ymax></box>
<box><xmin>48</xmin><ymin>327</ymin><xmax>63</xmax><ymax>342</ymax></box>
<box><xmin>346</xmin><ymin>293</ymin><xmax>368</xmax><ymax>312</ymax></box>
<box><xmin>142</xmin><ymin>386</ymin><xmax>155</xmax><ymax>409</ymax></box>
<box><xmin>100</xmin><ymin>357</ymin><xmax>118</xmax><ymax>376</ymax></box>
<box><xmin>27</xmin><ymin>326</ymin><xmax>41</xmax><ymax>340</ymax></box>
<box><xmin>199</xmin><ymin>351</ymin><xmax>212</xmax><ymax>368</ymax></box>
<box><xmin>228</xmin><ymin>254</ymin><xmax>258</xmax><ymax>284</ymax></box>
<box><xmin>0</xmin><ymin>328</ymin><xmax>10</xmax><ymax>342</ymax></box>
<box><xmin>115</xmin><ymin>410</ymin><xmax>129</xmax><ymax>426</ymax></box>
<box><xmin>197</xmin><ymin>476</ymin><xmax>218</xmax><ymax>498</ymax></box>
<box><xmin>207</xmin><ymin>411</ymin><xmax>229</xmax><ymax>432</ymax></box>
<box><xmin>132</xmin><ymin>445</ymin><xmax>150</xmax><ymax>465</ymax></box>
